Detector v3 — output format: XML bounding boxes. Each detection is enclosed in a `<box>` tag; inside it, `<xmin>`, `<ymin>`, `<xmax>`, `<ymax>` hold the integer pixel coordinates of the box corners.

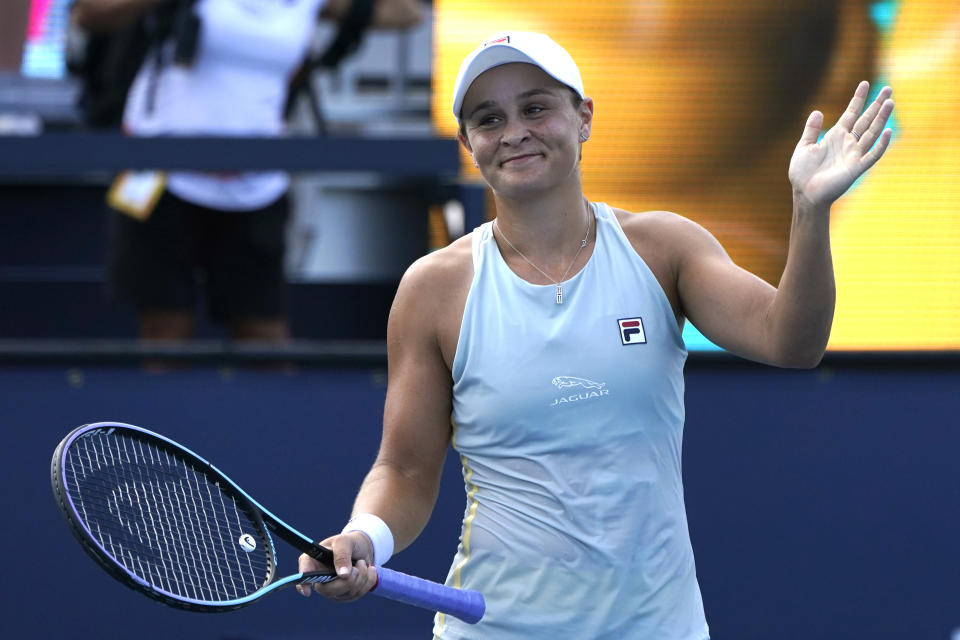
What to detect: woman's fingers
<box><xmin>311</xmin><ymin>559</ymin><xmax>379</xmax><ymax>602</ymax></box>
<box><xmin>852</xmin><ymin>90</ymin><xmax>894</xmax><ymax>150</ymax></box>
<box><xmin>837</xmin><ymin>80</ymin><xmax>871</xmax><ymax>132</ymax></box>
<box><xmin>797</xmin><ymin>110</ymin><xmax>825</xmax><ymax>147</ymax></box>
<box><xmin>295</xmin><ymin>532</ymin><xmax>378</xmax><ymax>602</ymax></box>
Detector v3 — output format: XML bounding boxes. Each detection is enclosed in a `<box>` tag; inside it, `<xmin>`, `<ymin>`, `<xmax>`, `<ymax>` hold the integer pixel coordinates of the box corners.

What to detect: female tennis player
<box><xmin>297</xmin><ymin>32</ymin><xmax>894</xmax><ymax>639</ymax></box>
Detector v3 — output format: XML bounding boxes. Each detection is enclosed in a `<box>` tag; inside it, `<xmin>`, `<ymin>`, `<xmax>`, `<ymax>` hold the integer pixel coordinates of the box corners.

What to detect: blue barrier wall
<box><xmin>2</xmin><ymin>362</ymin><xmax>957</xmax><ymax>639</ymax></box>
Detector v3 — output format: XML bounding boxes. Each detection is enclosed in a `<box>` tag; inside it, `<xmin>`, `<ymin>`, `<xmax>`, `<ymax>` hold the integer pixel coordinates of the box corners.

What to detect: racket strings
<box><xmin>63</xmin><ymin>433</ymin><xmax>273</xmax><ymax>603</ymax></box>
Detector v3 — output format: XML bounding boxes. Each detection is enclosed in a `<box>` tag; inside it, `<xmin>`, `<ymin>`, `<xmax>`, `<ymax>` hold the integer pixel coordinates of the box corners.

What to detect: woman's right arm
<box><xmin>72</xmin><ymin>0</ymin><xmax>164</xmax><ymax>33</ymax></box>
<box><xmin>298</xmin><ymin>253</ymin><xmax>456</xmax><ymax>600</ymax></box>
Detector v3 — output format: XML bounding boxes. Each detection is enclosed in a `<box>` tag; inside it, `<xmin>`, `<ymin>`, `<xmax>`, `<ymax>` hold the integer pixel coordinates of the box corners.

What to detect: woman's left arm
<box><xmin>678</xmin><ymin>82</ymin><xmax>894</xmax><ymax>367</ymax></box>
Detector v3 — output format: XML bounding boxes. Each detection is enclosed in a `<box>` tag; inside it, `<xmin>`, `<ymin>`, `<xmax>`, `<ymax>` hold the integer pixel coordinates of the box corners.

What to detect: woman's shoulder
<box><xmin>395</xmin><ymin>231</ymin><xmax>476</xmax><ymax>303</ymax></box>
<box><xmin>410</xmin><ymin>231</ymin><xmax>474</xmax><ymax>276</ymax></box>
<box><xmin>611</xmin><ymin>207</ymin><xmax>700</xmax><ymax>234</ymax></box>
<box><xmin>605</xmin><ymin>206</ymin><xmax>725</xmax><ymax>317</ymax></box>
<box><xmin>610</xmin><ymin>207</ymin><xmax>719</xmax><ymax>255</ymax></box>
<box><xmin>390</xmin><ymin>231</ymin><xmax>476</xmax><ymax>362</ymax></box>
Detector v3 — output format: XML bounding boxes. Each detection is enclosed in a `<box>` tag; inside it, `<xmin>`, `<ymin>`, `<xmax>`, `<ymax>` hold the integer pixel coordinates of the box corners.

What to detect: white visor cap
<box><xmin>452</xmin><ymin>32</ymin><xmax>585</xmax><ymax>121</ymax></box>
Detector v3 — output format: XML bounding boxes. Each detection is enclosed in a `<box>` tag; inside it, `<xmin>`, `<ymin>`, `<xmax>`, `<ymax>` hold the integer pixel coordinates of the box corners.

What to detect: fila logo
<box><xmin>618</xmin><ymin>317</ymin><xmax>646</xmax><ymax>345</ymax></box>
<box><xmin>484</xmin><ymin>35</ymin><xmax>510</xmax><ymax>47</ymax></box>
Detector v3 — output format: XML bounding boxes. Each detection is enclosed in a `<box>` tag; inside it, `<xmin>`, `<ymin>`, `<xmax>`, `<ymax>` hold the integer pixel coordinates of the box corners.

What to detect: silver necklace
<box><xmin>493</xmin><ymin>206</ymin><xmax>591</xmax><ymax>304</ymax></box>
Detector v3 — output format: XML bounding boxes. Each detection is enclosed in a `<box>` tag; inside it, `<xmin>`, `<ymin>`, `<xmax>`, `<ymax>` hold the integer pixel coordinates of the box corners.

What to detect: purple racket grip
<box><xmin>373</xmin><ymin>567</ymin><xmax>485</xmax><ymax>624</ymax></box>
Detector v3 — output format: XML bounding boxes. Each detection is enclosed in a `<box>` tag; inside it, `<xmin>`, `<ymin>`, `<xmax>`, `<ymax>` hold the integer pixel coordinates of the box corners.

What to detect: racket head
<box><xmin>51</xmin><ymin>422</ymin><xmax>279</xmax><ymax>612</ymax></box>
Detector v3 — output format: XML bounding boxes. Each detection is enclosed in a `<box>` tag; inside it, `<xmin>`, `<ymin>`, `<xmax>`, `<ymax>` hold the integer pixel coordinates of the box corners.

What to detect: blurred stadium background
<box><xmin>1</xmin><ymin>1</ymin><xmax>957</xmax><ymax>638</ymax></box>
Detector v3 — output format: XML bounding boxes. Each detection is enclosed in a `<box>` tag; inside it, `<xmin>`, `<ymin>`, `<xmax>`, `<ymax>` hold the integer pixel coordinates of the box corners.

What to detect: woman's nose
<box><xmin>500</xmin><ymin>119</ymin><xmax>530</xmax><ymax>146</ymax></box>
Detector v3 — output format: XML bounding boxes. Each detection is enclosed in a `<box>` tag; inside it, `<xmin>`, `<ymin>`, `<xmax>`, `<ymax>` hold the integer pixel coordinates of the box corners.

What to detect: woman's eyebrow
<box><xmin>465</xmin><ymin>87</ymin><xmax>560</xmax><ymax>121</ymax></box>
<box><xmin>466</xmin><ymin>100</ymin><xmax>498</xmax><ymax>121</ymax></box>
<box><xmin>516</xmin><ymin>87</ymin><xmax>559</xmax><ymax>101</ymax></box>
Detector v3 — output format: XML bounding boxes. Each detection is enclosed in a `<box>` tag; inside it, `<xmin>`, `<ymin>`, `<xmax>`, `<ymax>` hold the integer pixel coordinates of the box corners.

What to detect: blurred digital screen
<box><xmin>431</xmin><ymin>0</ymin><xmax>960</xmax><ymax>351</ymax></box>
<box><xmin>21</xmin><ymin>0</ymin><xmax>71</xmax><ymax>79</ymax></box>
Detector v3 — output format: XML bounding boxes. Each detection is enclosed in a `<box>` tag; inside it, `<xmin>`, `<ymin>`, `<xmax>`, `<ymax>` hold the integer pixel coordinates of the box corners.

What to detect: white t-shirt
<box><xmin>123</xmin><ymin>0</ymin><xmax>327</xmax><ymax>210</ymax></box>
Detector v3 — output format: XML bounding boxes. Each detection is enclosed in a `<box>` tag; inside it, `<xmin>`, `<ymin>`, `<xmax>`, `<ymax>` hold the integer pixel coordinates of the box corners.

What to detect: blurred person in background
<box><xmin>0</xmin><ymin>0</ymin><xmax>29</xmax><ymax>71</ymax></box>
<box><xmin>71</xmin><ymin>0</ymin><xmax>423</xmax><ymax>345</ymax></box>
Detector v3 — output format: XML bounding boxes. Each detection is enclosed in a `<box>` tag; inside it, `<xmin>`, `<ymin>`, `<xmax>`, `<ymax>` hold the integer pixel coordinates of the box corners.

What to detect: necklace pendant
<box><xmin>556</xmin><ymin>283</ymin><xmax>563</xmax><ymax>304</ymax></box>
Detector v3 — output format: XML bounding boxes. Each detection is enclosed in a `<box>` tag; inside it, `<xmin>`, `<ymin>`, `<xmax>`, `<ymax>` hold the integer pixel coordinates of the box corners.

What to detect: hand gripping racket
<box><xmin>50</xmin><ymin>422</ymin><xmax>484</xmax><ymax>623</ymax></box>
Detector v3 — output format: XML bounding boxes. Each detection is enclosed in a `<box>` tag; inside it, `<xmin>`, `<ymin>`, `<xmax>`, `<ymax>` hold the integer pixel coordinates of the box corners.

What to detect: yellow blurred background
<box><xmin>431</xmin><ymin>0</ymin><xmax>960</xmax><ymax>351</ymax></box>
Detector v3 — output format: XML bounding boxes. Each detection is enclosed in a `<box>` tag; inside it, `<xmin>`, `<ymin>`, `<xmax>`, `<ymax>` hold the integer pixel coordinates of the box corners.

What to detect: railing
<box><xmin>0</xmin><ymin>338</ymin><xmax>955</xmax><ymax>369</ymax></box>
<box><xmin>0</xmin><ymin>132</ymin><xmax>460</xmax><ymax>176</ymax></box>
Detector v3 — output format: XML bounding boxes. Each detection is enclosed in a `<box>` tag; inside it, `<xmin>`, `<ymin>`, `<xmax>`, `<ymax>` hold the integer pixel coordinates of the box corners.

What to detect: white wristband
<box><xmin>341</xmin><ymin>513</ymin><xmax>394</xmax><ymax>567</ymax></box>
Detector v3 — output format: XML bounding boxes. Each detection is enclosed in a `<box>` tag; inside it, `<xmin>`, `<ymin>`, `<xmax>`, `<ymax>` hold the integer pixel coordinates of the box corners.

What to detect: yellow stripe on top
<box><xmin>436</xmin><ymin>421</ymin><xmax>481</xmax><ymax>637</ymax></box>
<box><xmin>453</xmin><ymin>453</ymin><xmax>480</xmax><ymax>588</ymax></box>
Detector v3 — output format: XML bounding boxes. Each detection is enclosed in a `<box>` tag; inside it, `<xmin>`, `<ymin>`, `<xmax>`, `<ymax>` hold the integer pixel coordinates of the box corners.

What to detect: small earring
<box><xmin>472</xmin><ymin>158</ymin><xmax>479</xmax><ymax>168</ymax></box>
<box><xmin>579</xmin><ymin>132</ymin><xmax>589</xmax><ymax>143</ymax></box>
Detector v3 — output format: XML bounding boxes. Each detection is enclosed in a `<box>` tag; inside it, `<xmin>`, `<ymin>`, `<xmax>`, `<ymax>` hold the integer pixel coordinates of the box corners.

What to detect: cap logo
<box><xmin>483</xmin><ymin>35</ymin><xmax>510</xmax><ymax>47</ymax></box>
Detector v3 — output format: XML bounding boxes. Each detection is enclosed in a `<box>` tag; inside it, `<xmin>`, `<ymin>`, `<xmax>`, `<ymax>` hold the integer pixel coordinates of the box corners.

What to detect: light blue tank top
<box><xmin>433</xmin><ymin>203</ymin><xmax>709</xmax><ymax>640</ymax></box>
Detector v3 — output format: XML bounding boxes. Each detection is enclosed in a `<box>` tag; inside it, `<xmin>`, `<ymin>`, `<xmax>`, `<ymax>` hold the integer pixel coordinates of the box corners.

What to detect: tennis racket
<box><xmin>50</xmin><ymin>422</ymin><xmax>484</xmax><ymax>623</ymax></box>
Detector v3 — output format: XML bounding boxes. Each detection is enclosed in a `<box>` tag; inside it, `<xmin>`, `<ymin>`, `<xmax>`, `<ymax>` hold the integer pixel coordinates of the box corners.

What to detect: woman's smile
<box><xmin>500</xmin><ymin>153</ymin><xmax>543</xmax><ymax>167</ymax></box>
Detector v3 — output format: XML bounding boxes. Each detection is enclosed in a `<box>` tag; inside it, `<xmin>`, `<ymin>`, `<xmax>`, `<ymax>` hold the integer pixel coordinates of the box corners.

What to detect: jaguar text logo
<box><xmin>550</xmin><ymin>376</ymin><xmax>610</xmax><ymax>407</ymax></box>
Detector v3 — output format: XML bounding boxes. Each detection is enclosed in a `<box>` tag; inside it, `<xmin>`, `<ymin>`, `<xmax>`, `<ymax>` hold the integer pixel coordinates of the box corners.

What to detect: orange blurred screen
<box><xmin>431</xmin><ymin>0</ymin><xmax>960</xmax><ymax>351</ymax></box>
